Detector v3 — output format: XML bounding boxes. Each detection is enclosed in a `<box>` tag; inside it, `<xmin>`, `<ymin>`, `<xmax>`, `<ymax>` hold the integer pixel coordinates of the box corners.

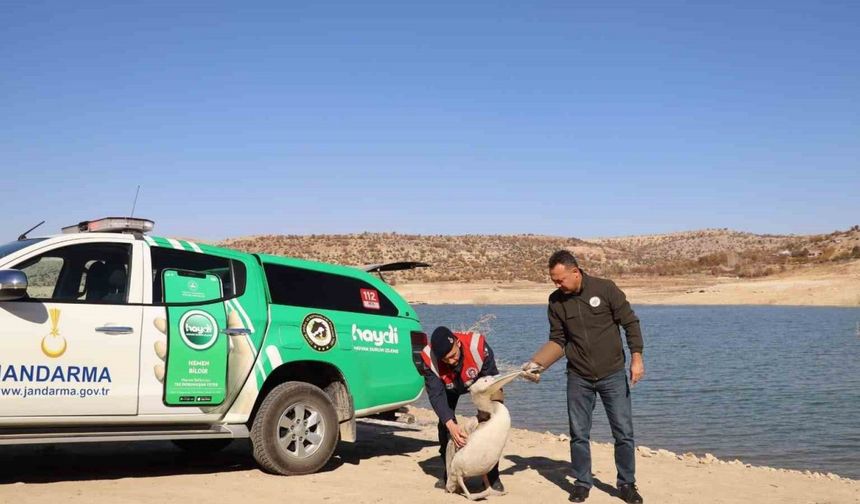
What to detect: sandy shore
<box><xmin>396</xmin><ymin>260</ymin><xmax>860</xmax><ymax>307</ymax></box>
<box><xmin>1</xmin><ymin>406</ymin><xmax>855</xmax><ymax>504</ymax></box>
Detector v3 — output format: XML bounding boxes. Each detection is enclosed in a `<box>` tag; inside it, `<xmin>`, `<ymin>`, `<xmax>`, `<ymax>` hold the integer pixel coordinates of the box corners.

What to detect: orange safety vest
<box><xmin>420</xmin><ymin>331</ymin><xmax>487</xmax><ymax>390</ymax></box>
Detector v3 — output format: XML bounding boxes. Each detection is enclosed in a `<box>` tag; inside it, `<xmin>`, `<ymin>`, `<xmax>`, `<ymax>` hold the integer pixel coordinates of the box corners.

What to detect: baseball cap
<box><xmin>430</xmin><ymin>326</ymin><xmax>457</xmax><ymax>358</ymax></box>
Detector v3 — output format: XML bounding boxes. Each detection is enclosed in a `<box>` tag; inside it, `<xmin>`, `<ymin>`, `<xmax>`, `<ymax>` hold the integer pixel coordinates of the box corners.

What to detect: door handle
<box><xmin>221</xmin><ymin>328</ymin><xmax>251</xmax><ymax>336</ymax></box>
<box><xmin>95</xmin><ymin>326</ymin><xmax>134</xmax><ymax>335</ymax></box>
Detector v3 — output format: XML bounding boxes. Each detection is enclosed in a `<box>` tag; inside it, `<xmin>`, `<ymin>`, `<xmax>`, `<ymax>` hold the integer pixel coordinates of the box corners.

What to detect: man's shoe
<box><xmin>618</xmin><ymin>483</ymin><xmax>643</xmax><ymax>504</ymax></box>
<box><xmin>569</xmin><ymin>485</ymin><xmax>590</xmax><ymax>502</ymax></box>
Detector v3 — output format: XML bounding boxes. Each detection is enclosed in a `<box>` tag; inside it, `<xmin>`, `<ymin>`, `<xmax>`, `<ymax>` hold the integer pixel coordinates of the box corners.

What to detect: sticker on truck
<box><xmin>162</xmin><ymin>269</ymin><xmax>228</xmax><ymax>406</ymax></box>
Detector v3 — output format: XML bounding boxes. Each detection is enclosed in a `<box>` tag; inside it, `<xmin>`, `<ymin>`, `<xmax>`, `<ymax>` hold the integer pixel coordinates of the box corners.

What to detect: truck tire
<box><xmin>251</xmin><ymin>381</ymin><xmax>339</xmax><ymax>475</ymax></box>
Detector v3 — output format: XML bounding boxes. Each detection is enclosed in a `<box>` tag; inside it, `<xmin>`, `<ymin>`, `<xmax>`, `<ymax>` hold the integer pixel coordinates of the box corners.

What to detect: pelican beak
<box><xmin>485</xmin><ymin>371</ymin><xmax>522</xmax><ymax>396</ymax></box>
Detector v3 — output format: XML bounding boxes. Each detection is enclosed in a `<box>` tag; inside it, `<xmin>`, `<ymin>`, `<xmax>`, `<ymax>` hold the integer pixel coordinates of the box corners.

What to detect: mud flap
<box><xmin>326</xmin><ymin>381</ymin><xmax>356</xmax><ymax>443</ymax></box>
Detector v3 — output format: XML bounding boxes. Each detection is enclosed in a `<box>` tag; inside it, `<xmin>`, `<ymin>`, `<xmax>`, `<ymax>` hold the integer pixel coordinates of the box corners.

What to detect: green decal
<box><xmin>163</xmin><ymin>270</ymin><xmax>228</xmax><ymax>406</ymax></box>
<box><xmin>301</xmin><ymin>313</ymin><xmax>337</xmax><ymax>352</ymax></box>
<box><xmin>180</xmin><ymin>311</ymin><xmax>219</xmax><ymax>350</ymax></box>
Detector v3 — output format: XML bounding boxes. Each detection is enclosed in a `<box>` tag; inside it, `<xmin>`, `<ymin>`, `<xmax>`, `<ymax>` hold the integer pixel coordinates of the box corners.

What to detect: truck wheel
<box><xmin>251</xmin><ymin>381</ymin><xmax>339</xmax><ymax>475</ymax></box>
<box><xmin>172</xmin><ymin>439</ymin><xmax>233</xmax><ymax>453</ymax></box>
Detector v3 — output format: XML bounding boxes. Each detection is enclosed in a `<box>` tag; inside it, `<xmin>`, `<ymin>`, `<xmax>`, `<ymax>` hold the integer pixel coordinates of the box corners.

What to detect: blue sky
<box><xmin>1</xmin><ymin>1</ymin><xmax>858</xmax><ymax>241</ymax></box>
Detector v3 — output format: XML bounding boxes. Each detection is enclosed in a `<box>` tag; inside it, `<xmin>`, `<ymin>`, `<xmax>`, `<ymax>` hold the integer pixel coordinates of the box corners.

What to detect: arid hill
<box><xmin>220</xmin><ymin>226</ymin><xmax>860</xmax><ymax>283</ymax></box>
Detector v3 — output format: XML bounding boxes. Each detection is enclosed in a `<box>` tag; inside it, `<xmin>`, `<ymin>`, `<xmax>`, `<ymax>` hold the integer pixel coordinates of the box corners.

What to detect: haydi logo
<box><xmin>351</xmin><ymin>324</ymin><xmax>399</xmax><ymax>347</ymax></box>
<box><xmin>179</xmin><ymin>311</ymin><xmax>219</xmax><ymax>350</ymax></box>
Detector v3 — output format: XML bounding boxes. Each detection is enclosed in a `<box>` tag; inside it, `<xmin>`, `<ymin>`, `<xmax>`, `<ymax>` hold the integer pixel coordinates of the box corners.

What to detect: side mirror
<box><xmin>0</xmin><ymin>270</ymin><xmax>28</xmax><ymax>301</ymax></box>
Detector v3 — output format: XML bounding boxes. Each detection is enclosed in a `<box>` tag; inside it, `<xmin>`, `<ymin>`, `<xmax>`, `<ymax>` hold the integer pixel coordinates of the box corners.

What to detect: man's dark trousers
<box><xmin>566</xmin><ymin>368</ymin><xmax>635</xmax><ymax>489</ymax></box>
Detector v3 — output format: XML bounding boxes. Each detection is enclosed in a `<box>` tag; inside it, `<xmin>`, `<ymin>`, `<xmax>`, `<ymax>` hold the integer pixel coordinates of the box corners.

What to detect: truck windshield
<box><xmin>0</xmin><ymin>238</ymin><xmax>46</xmax><ymax>260</ymax></box>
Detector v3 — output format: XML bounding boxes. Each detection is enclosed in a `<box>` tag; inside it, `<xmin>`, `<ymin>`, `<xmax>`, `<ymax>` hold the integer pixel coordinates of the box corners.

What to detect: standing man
<box><xmin>522</xmin><ymin>250</ymin><xmax>645</xmax><ymax>503</ymax></box>
<box><xmin>420</xmin><ymin>326</ymin><xmax>504</xmax><ymax>492</ymax></box>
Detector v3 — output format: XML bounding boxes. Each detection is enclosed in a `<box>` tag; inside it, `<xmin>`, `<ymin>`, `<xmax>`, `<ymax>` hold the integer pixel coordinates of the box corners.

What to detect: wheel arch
<box><xmin>250</xmin><ymin>360</ymin><xmax>354</xmax><ymax>430</ymax></box>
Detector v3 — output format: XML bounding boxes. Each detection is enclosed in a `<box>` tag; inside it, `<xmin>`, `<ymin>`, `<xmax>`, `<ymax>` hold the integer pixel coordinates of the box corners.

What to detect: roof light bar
<box><xmin>62</xmin><ymin>217</ymin><xmax>155</xmax><ymax>235</ymax></box>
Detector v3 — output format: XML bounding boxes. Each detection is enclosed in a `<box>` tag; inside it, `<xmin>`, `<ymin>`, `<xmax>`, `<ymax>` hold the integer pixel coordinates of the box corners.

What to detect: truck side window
<box><xmin>264</xmin><ymin>263</ymin><xmax>398</xmax><ymax>316</ymax></box>
<box><xmin>150</xmin><ymin>247</ymin><xmax>246</xmax><ymax>303</ymax></box>
<box><xmin>13</xmin><ymin>243</ymin><xmax>132</xmax><ymax>304</ymax></box>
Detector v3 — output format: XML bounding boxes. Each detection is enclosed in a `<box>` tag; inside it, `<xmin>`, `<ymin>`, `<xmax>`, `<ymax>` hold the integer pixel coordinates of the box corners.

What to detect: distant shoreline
<box><xmin>394</xmin><ymin>261</ymin><xmax>860</xmax><ymax>307</ymax></box>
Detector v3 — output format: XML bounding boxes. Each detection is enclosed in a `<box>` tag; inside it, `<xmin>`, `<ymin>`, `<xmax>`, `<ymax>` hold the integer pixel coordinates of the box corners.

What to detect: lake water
<box><xmin>413</xmin><ymin>304</ymin><xmax>860</xmax><ymax>479</ymax></box>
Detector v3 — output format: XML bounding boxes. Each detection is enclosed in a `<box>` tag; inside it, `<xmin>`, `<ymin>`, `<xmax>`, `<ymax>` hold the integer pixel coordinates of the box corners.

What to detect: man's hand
<box><xmin>446</xmin><ymin>419</ymin><xmax>469</xmax><ymax>448</ymax></box>
<box><xmin>629</xmin><ymin>353</ymin><xmax>645</xmax><ymax>386</ymax></box>
<box><xmin>521</xmin><ymin>361</ymin><xmax>545</xmax><ymax>383</ymax></box>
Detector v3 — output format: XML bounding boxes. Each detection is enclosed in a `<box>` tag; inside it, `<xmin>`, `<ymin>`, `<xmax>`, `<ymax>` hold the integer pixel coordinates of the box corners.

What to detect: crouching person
<box><xmin>420</xmin><ymin>326</ymin><xmax>504</xmax><ymax>492</ymax></box>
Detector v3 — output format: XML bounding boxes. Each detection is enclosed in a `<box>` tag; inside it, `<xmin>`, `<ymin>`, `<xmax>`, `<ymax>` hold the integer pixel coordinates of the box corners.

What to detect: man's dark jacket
<box><xmin>548</xmin><ymin>272</ymin><xmax>643</xmax><ymax>380</ymax></box>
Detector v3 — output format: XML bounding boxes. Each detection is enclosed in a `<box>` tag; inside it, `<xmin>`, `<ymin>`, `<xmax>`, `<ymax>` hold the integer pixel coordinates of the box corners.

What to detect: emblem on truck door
<box><xmin>301</xmin><ymin>314</ymin><xmax>337</xmax><ymax>352</ymax></box>
<box><xmin>41</xmin><ymin>308</ymin><xmax>67</xmax><ymax>358</ymax></box>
